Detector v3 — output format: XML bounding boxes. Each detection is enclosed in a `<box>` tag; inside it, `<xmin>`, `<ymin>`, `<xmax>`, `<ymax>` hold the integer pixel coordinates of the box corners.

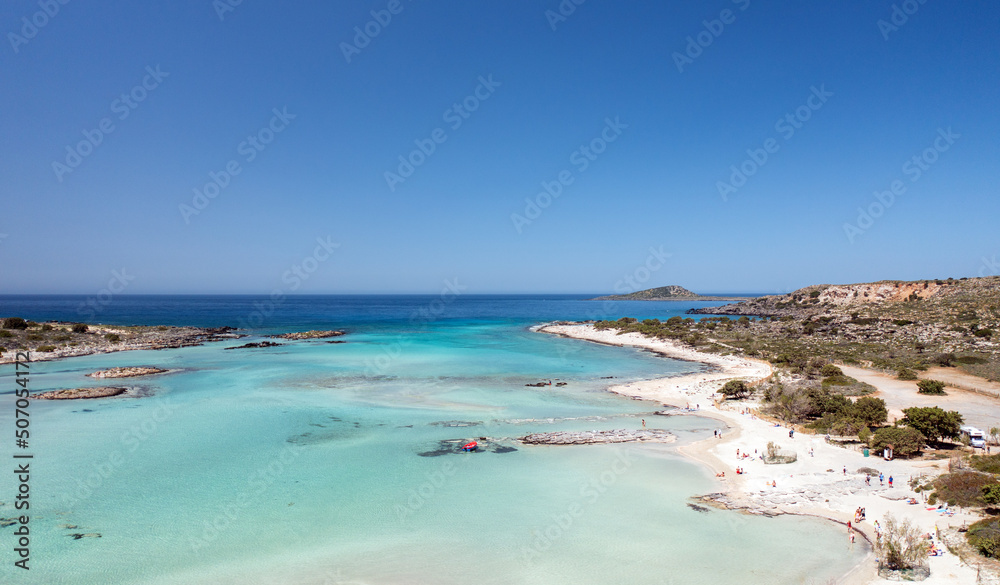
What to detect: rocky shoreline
<box><xmin>0</xmin><ymin>319</ymin><xmax>353</xmax><ymax>365</ymax></box>
<box><xmin>0</xmin><ymin>322</ymin><xmax>243</xmax><ymax>365</ymax></box>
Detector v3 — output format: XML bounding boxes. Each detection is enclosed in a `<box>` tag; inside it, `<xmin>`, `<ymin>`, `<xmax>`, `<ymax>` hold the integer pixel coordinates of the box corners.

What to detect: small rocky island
<box><xmin>225</xmin><ymin>341</ymin><xmax>283</xmax><ymax>350</ymax></box>
<box><xmin>268</xmin><ymin>330</ymin><xmax>346</xmax><ymax>340</ymax></box>
<box><xmin>34</xmin><ymin>387</ymin><xmax>129</xmax><ymax>400</ymax></box>
<box><xmin>520</xmin><ymin>429</ymin><xmax>676</xmax><ymax>445</ymax></box>
<box><xmin>87</xmin><ymin>366</ymin><xmax>167</xmax><ymax>379</ymax></box>
<box><xmin>591</xmin><ymin>285</ymin><xmax>750</xmax><ymax>302</ymax></box>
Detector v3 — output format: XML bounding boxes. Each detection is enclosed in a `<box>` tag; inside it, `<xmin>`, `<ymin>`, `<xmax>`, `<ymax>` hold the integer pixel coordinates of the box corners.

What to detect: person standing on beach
<box><xmin>888</xmin><ymin>475</ymin><xmax>893</xmax><ymax>488</ymax></box>
<box><xmin>879</xmin><ymin>473</ymin><xmax>884</xmax><ymax>486</ymax></box>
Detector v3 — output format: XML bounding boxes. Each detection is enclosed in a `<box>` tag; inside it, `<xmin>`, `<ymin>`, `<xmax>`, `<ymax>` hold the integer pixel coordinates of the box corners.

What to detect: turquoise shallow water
<box><xmin>0</xmin><ymin>297</ymin><xmax>868</xmax><ymax>583</ymax></box>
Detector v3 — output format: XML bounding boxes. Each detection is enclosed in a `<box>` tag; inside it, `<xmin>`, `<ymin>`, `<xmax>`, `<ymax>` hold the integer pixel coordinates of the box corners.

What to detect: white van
<box><xmin>960</xmin><ymin>426</ymin><xmax>987</xmax><ymax>448</ymax></box>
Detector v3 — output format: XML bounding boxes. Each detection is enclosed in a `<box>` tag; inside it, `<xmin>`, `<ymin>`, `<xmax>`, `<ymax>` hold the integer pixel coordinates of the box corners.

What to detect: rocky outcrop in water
<box><xmin>87</xmin><ymin>366</ymin><xmax>167</xmax><ymax>378</ymax></box>
<box><xmin>34</xmin><ymin>387</ymin><xmax>128</xmax><ymax>400</ymax></box>
<box><xmin>225</xmin><ymin>341</ymin><xmax>283</xmax><ymax>350</ymax></box>
<box><xmin>269</xmin><ymin>330</ymin><xmax>346</xmax><ymax>340</ymax></box>
<box><xmin>520</xmin><ymin>429</ymin><xmax>676</xmax><ymax>445</ymax></box>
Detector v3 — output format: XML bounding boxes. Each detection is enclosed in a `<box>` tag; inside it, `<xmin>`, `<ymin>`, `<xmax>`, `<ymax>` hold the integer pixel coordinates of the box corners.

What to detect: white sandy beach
<box><xmin>540</xmin><ymin>323</ymin><xmax>990</xmax><ymax>584</ymax></box>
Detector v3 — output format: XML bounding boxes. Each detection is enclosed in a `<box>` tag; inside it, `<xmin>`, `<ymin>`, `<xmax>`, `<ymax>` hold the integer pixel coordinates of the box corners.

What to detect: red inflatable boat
<box><xmin>462</xmin><ymin>441</ymin><xmax>478</xmax><ymax>452</ymax></box>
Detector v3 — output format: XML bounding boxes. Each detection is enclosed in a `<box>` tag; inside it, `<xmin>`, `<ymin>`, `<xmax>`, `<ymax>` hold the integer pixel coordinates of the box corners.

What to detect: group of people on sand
<box><xmin>854</xmin><ymin>507</ymin><xmax>866</xmax><ymax>523</ymax></box>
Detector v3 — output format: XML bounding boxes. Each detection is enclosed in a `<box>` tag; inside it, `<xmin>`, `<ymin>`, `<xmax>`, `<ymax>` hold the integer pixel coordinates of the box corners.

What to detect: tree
<box><xmin>2</xmin><ymin>317</ymin><xmax>29</xmax><ymax>330</ymax></box>
<box><xmin>869</xmin><ymin>426</ymin><xmax>925</xmax><ymax>457</ymax></box>
<box><xmin>902</xmin><ymin>407</ymin><xmax>964</xmax><ymax>443</ymax></box>
<box><xmin>916</xmin><ymin>379</ymin><xmax>947</xmax><ymax>395</ymax></box>
<box><xmin>852</xmin><ymin>396</ymin><xmax>888</xmax><ymax>427</ymax></box>
<box><xmin>720</xmin><ymin>379</ymin><xmax>750</xmax><ymax>400</ymax></box>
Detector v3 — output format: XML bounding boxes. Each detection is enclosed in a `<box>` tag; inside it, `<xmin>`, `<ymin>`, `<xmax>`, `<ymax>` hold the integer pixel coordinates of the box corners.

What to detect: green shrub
<box><xmin>40</xmin><ymin>323</ymin><xmax>53</xmax><ymax>331</ymax></box>
<box><xmin>105</xmin><ymin>333</ymin><xmax>121</xmax><ymax>342</ymax></box>
<box><xmin>71</xmin><ymin>323</ymin><xmax>89</xmax><ymax>333</ymax></box>
<box><xmin>35</xmin><ymin>345</ymin><xmax>56</xmax><ymax>352</ymax></box>
<box><xmin>916</xmin><ymin>379</ymin><xmax>947</xmax><ymax>395</ymax></box>
<box><xmin>2</xmin><ymin>317</ymin><xmax>28</xmax><ymax>330</ymax></box>
<box><xmin>0</xmin><ymin>330</ymin><xmax>12</xmax><ymax>338</ymax></box>
<box><xmin>983</xmin><ymin>484</ymin><xmax>1000</xmax><ymax>507</ymax></box>
<box><xmin>897</xmin><ymin>368</ymin><xmax>918</xmax><ymax>380</ymax></box>
<box><xmin>26</xmin><ymin>334</ymin><xmax>42</xmax><ymax>341</ymax></box>
<box><xmin>820</xmin><ymin>364</ymin><xmax>843</xmax><ymax>377</ymax></box>
<box><xmin>869</xmin><ymin>426</ymin><xmax>925</xmax><ymax>457</ymax></box>
<box><xmin>967</xmin><ymin>516</ymin><xmax>1000</xmax><ymax>558</ymax></box>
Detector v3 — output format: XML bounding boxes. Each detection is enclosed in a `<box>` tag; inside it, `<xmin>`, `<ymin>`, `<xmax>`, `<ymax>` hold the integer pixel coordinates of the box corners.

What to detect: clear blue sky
<box><xmin>1</xmin><ymin>0</ymin><xmax>998</xmax><ymax>295</ymax></box>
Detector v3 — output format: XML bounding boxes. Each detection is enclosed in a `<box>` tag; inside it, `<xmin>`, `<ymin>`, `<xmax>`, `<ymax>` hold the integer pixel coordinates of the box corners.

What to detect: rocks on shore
<box><xmin>269</xmin><ymin>330</ymin><xmax>346</xmax><ymax>340</ymax></box>
<box><xmin>225</xmin><ymin>341</ymin><xmax>283</xmax><ymax>350</ymax></box>
<box><xmin>34</xmin><ymin>387</ymin><xmax>128</xmax><ymax>400</ymax></box>
<box><xmin>520</xmin><ymin>429</ymin><xmax>676</xmax><ymax>445</ymax></box>
<box><xmin>87</xmin><ymin>366</ymin><xmax>167</xmax><ymax>379</ymax></box>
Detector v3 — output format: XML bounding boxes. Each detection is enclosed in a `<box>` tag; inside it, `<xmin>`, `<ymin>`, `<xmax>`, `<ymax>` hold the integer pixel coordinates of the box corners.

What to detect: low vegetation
<box><xmin>681</xmin><ymin>277</ymin><xmax>1000</xmax><ymax>382</ymax></box>
<box><xmin>926</xmin><ymin>471</ymin><xmax>999</xmax><ymax>508</ymax></box>
<box><xmin>968</xmin><ymin>516</ymin><xmax>1000</xmax><ymax>559</ymax></box>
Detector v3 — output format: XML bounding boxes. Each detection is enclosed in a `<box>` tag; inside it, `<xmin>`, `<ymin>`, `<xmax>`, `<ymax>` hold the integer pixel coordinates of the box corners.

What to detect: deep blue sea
<box><xmin>0</xmin><ymin>296</ymin><xmax>867</xmax><ymax>584</ymax></box>
<box><xmin>0</xmin><ymin>294</ymin><xmax>741</xmax><ymax>331</ymax></box>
